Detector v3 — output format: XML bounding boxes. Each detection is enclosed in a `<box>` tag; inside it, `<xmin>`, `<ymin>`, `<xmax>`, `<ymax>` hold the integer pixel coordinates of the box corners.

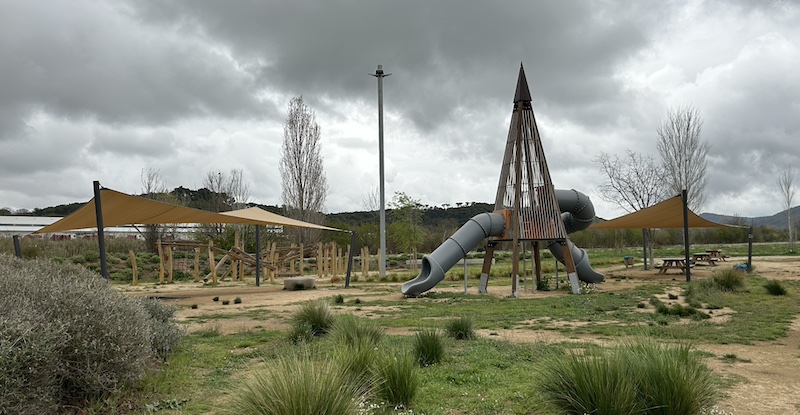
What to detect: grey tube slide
<box><xmin>401</xmin><ymin>189</ymin><xmax>604</xmax><ymax>296</ymax></box>
<box><xmin>401</xmin><ymin>212</ymin><xmax>506</xmax><ymax>296</ymax></box>
<box><xmin>547</xmin><ymin>189</ymin><xmax>605</xmax><ymax>284</ymax></box>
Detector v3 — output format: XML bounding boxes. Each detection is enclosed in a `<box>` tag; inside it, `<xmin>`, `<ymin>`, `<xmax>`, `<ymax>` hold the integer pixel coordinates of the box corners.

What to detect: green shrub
<box><xmin>330</xmin><ymin>314</ymin><xmax>385</xmax><ymax>346</ymax></box>
<box><xmin>230</xmin><ymin>355</ymin><xmax>364</xmax><ymax>415</ymax></box>
<box><xmin>538</xmin><ymin>338</ymin><xmax>718</xmax><ymax>415</ymax></box>
<box><xmin>0</xmin><ymin>255</ymin><xmax>155</xmax><ymax>410</ymax></box>
<box><xmin>763</xmin><ymin>280</ymin><xmax>788</xmax><ymax>296</ymax></box>
<box><xmin>413</xmin><ymin>328</ymin><xmax>444</xmax><ymax>367</ymax></box>
<box><xmin>222</xmin><ymin>299</ymin><xmax>230</xmax><ymax>305</ymax></box>
<box><xmin>711</xmin><ymin>269</ymin><xmax>744</xmax><ymax>292</ymax></box>
<box><xmin>444</xmin><ymin>315</ymin><xmax>476</xmax><ymax>340</ymax></box>
<box><xmin>375</xmin><ymin>352</ymin><xmax>419</xmax><ymax>409</ymax></box>
<box><xmin>135</xmin><ymin>298</ymin><xmax>184</xmax><ymax>361</ymax></box>
<box><xmin>83</xmin><ymin>251</ymin><xmax>100</xmax><ymax>262</ymax></box>
<box><xmin>333</xmin><ymin>294</ymin><xmax>345</xmax><ymax>304</ymax></box>
<box><xmin>234</xmin><ymin>296</ymin><xmax>243</xmax><ymax>304</ymax></box>
<box><xmin>292</xmin><ymin>301</ymin><xmax>335</xmax><ymax>337</ymax></box>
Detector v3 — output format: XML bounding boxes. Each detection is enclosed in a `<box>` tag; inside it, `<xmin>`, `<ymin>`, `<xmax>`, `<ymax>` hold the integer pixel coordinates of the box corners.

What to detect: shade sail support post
<box><xmin>93</xmin><ymin>181</ymin><xmax>109</xmax><ymax>280</ymax></box>
<box><xmin>682</xmin><ymin>189</ymin><xmax>691</xmax><ymax>282</ymax></box>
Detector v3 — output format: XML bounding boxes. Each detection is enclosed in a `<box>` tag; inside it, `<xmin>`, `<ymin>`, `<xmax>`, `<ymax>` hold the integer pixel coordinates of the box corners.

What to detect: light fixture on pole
<box><xmin>371</xmin><ymin>65</ymin><xmax>391</xmax><ymax>279</ymax></box>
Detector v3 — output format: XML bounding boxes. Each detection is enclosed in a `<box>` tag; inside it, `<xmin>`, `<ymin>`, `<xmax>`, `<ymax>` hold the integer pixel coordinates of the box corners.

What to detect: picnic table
<box><xmin>692</xmin><ymin>253</ymin><xmax>719</xmax><ymax>266</ymax></box>
<box><xmin>658</xmin><ymin>258</ymin><xmax>690</xmax><ymax>274</ymax></box>
<box><xmin>706</xmin><ymin>250</ymin><xmax>728</xmax><ymax>261</ymax></box>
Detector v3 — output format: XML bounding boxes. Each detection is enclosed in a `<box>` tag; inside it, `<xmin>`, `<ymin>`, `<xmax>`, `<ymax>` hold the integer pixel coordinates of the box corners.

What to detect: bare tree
<box><xmin>361</xmin><ymin>186</ymin><xmax>380</xmax><ymax>213</ymax></box>
<box><xmin>777</xmin><ymin>167</ymin><xmax>796</xmax><ymax>252</ymax></box>
<box><xmin>140</xmin><ymin>168</ymin><xmax>169</xmax><ymax>252</ymax></box>
<box><xmin>595</xmin><ymin>151</ymin><xmax>669</xmax><ymax>267</ymax></box>
<box><xmin>656</xmin><ymin>105</ymin><xmax>709</xmax><ymax>211</ymax></box>
<box><xmin>280</xmin><ymin>96</ymin><xmax>328</xmax><ymax>245</ymax></box>
<box><xmin>225</xmin><ymin>168</ymin><xmax>251</xmax><ymax>210</ymax></box>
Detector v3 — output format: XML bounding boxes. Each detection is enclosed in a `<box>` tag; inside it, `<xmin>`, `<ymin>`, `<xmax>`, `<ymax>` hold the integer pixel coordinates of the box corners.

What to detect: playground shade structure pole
<box><xmin>255</xmin><ymin>225</ymin><xmax>261</xmax><ymax>287</ymax></box>
<box><xmin>13</xmin><ymin>235</ymin><xmax>22</xmax><ymax>258</ymax></box>
<box><xmin>682</xmin><ymin>189</ymin><xmax>691</xmax><ymax>282</ymax></box>
<box><xmin>93</xmin><ymin>181</ymin><xmax>109</xmax><ymax>280</ymax></box>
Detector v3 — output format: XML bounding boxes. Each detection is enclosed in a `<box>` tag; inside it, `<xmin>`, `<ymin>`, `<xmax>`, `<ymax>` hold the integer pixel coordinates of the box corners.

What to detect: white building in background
<box><xmin>0</xmin><ymin>216</ymin><xmax>197</xmax><ymax>239</ymax></box>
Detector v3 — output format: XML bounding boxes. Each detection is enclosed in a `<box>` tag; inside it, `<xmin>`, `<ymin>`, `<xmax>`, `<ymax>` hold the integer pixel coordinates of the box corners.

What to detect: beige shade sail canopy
<box><xmin>588</xmin><ymin>194</ymin><xmax>737</xmax><ymax>230</ymax></box>
<box><xmin>35</xmin><ymin>187</ymin><xmax>343</xmax><ymax>234</ymax></box>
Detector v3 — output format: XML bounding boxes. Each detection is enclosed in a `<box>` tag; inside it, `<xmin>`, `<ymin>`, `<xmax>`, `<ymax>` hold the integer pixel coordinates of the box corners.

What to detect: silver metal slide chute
<box><xmin>401</xmin><ymin>212</ymin><xmax>506</xmax><ymax>296</ymax></box>
<box><xmin>547</xmin><ymin>189</ymin><xmax>605</xmax><ymax>284</ymax></box>
<box><xmin>401</xmin><ymin>189</ymin><xmax>604</xmax><ymax>296</ymax></box>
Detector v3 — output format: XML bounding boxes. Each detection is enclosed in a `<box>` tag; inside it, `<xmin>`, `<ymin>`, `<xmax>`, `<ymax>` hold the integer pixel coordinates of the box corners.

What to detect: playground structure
<box><xmin>402</xmin><ymin>64</ymin><xmax>604</xmax><ymax>297</ymax></box>
<box><xmin>127</xmin><ymin>232</ymin><xmax>357</xmax><ymax>286</ymax></box>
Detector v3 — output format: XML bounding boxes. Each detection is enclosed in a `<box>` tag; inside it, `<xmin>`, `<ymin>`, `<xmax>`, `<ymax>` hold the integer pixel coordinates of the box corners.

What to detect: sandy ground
<box><xmin>120</xmin><ymin>256</ymin><xmax>800</xmax><ymax>414</ymax></box>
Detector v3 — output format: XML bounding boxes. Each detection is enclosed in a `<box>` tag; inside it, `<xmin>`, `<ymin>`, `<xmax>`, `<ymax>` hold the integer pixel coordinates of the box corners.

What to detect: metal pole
<box><xmin>345</xmin><ymin>231</ymin><xmax>356</xmax><ymax>288</ymax></box>
<box><xmin>682</xmin><ymin>189</ymin><xmax>691</xmax><ymax>282</ymax></box>
<box><xmin>463</xmin><ymin>254</ymin><xmax>468</xmax><ymax>294</ymax></box>
<box><xmin>747</xmin><ymin>224</ymin><xmax>753</xmax><ymax>272</ymax></box>
<box><xmin>642</xmin><ymin>228</ymin><xmax>648</xmax><ymax>270</ymax></box>
<box><xmin>13</xmin><ymin>235</ymin><xmax>22</xmax><ymax>258</ymax></box>
<box><xmin>93</xmin><ymin>181</ymin><xmax>109</xmax><ymax>280</ymax></box>
<box><xmin>255</xmin><ymin>225</ymin><xmax>261</xmax><ymax>287</ymax></box>
<box><xmin>371</xmin><ymin>65</ymin><xmax>391</xmax><ymax>279</ymax></box>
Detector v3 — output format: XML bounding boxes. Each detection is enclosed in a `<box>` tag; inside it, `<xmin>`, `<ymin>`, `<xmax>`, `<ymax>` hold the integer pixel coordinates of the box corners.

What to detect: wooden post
<box><xmin>290</xmin><ymin>243</ymin><xmax>296</xmax><ymax>274</ymax></box>
<box><xmin>193</xmin><ymin>248</ymin><xmax>200</xmax><ymax>282</ymax></box>
<box><xmin>317</xmin><ymin>243</ymin><xmax>323</xmax><ymax>278</ymax></box>
<box><xmin>167</xmin><ymin>245</ymin><xmax>174</xmax><ymax>283</ymax></box>
<box><xmin>479</xmin><ymin>242</ymin><xmax>496</xmax><ymax>294</ymax></box>
<box><xmin>208</xmin><ymin>240</ymin><xmax>217</xmax><ymax>285</ymax></box>
<box><xmin>157</xmin><ymin>239</ymin><xmax>165</xmax><ymax>284</ymax></box>
<box><xmin>238</xmin><ymin>237</ymin><xmax>245</xmax><ymax>281</ymax></box>
<box><xmin>299</xmin><ymin>243</ymin><xmax>304</xmax><ymax>275</ymax></box>
<box><xmin>129</xmin><ymin>249</ymin><xmax>138</xmax><ymax>286</ymax></box>
<box><xmin>269</xmin><ymin>242</ymin><xmax>277</xmax><ymax>282</ymax></box>
<box><xmin>233</xmin><ymin>230</ymin><xmax>240</xmax><ymax>281</ymax></box>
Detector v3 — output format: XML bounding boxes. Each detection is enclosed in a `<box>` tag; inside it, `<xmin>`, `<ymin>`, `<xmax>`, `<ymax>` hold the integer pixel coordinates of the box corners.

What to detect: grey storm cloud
<box><xmin>1</xmin><ymin>0</ymin><xmax>798</xmax><ymax>218</ymax></box>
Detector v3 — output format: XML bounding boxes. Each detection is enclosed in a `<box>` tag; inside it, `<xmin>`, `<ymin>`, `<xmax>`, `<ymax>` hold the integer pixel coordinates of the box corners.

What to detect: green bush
<box><xmin>763</xmin><ymin>280</ymin><xmax>788</xmax><ymax>296</ymax></box>
<box><xmin>291</xmin><ymin>301</ymin><xmax>335</xmax><ymax>337</ymax></box>
<box><xmin>231</xmin><ymin>355</ymin><xmax>364</xmax><ymax>415</ymax></box>
<box><xmin>538</xmin><ymin>338</ymin><xmax>718</xmax><ymax>415</ymax></box>
<box><xmin>444</xmin><ymin>315</ymin><xmax>476</xmax><ymax>340</ymax></box>
<box><xmin>413</xmin><ymin>328</ymin><xmax>444</xmax><ymax>367</ymax></box>
<box><xmin>330</xmin><ymin>314</ymin><xmax>385</xmax><ymax>347</ymax></box>
<box><xmin>711</xmin><ymin>268</ymin><xmax>745</xmax><ymax>292</ymax></box>
<box><xmin>136</xmin><ymin>298</ymin><xmax>184</xmax><ymax>360</ymax></box>
<box><xmin>375</xmin><ymin>352</ymin><xmax>419</xmax><ymax>409</ymax></box>
<box><xmin>333</xmin><ymin>293</ymin><xmax>345</xmax><ymax>304</ymax></box>
<box><xmin>0</xmin><ymin>255</ymin><xmax>158</xmax><ymax>411</ymax></box>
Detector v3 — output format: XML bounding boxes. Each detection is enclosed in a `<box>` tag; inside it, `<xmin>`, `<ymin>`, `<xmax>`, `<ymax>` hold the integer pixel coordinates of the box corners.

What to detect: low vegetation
<box><xmin>0</xmin><ymin>254</ymin><xmax>183</xmax><ymax>413</ymax></box>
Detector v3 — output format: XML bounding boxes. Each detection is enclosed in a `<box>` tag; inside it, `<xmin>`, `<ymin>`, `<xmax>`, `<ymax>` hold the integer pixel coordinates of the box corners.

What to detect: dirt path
<box><xmin>118</xmin><ymin>255</ymin><xmax>800</xmax><ymax>414</ymax></box>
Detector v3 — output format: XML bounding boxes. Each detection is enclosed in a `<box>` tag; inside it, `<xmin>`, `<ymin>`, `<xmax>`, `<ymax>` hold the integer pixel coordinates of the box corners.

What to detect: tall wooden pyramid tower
<box><xmin>479</xmin><ymin>64</ymin><xmax>579</xmax><ymax>296</ymax></box>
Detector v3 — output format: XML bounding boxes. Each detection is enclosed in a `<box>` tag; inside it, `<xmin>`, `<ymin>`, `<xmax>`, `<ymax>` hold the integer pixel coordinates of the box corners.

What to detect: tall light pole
<box><xmin>371</xmin><ymin>65</ymin><xmax>390</xmax><ymax>279</ymax></box>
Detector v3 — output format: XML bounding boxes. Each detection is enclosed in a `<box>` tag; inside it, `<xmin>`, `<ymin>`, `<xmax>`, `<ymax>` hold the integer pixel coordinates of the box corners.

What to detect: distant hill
<box><xmin>701</xmin><ymin>206</ymin><xmax>799</xmax><ymax>229</ymax></box>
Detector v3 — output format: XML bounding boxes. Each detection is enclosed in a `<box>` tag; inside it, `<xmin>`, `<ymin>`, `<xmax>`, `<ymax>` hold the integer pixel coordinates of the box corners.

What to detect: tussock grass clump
<box><xmin>711</xmin><ymin>268</ymin><xmax>745</xmax><ymax>292</ymax></box>
<box><xmin>444</xmin><ymin>315</ymin><xmax>476</xmax><ymax>340</ymax></box>
<box><xmin>330</xmin><ymin>314</ymin><xmax>385</xmax><ymax>346</ymax></box>
<box><xmin>333</xmin><ymin>293</ymin><xmax>345</xmax><ymax>304</ymax></box>
<box><xmin>413</xmin><ymin>328</ymin><xmax>444</xmax><ymax>367</ymax></box>
<box><xmin>375</xmin><ymin>352</ymin><xmax>419</xmax><ymax>409</ymax></box>
<box><xmin>332</xmin><ymin>337</ymin><xmax>379</xmax><ymax>387</ymax></box>
<box><xmin>538</xmin><ymin>338</ymin><xmax>718</xmax><ymax>415</ymax></box>
<box><xmin>763</xmin><ymin>280</ymin><xmax>788</xmax><ymax>296</ymax></box>
<box><xmin>291</xmin><ymin>301</ymin><xmax>335</xmax><ymax>338</ymax></box>
<box><xmin>231</xmin><ymin>355</ymin><xmax>364</xmax><ymax>415</ymax></box>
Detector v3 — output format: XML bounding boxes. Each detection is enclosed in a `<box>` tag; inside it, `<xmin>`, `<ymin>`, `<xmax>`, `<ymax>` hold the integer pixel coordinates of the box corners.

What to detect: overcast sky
<box><xmin>1</xmin><ymin>0</ymin><xmax>798</xmax><ymax>220</ymax></box>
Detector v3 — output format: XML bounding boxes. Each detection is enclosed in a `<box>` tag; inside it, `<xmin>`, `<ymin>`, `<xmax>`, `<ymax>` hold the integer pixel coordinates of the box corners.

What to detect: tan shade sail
<box><xmin>588</xmin><ymin>195</ymin><xmax>736</xmax><ymax>230</ymax></box>
<box><xmin>35</xmin><ymin>188</ymin><xmax>343</xmax><ymax>234</ymax></box>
